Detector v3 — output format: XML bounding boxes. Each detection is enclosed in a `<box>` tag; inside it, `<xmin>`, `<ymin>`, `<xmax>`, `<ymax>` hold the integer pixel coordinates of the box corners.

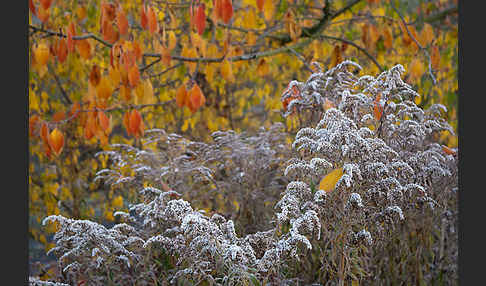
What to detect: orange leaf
<box><xmin>176</xmin><ymin>84</ymin><xmax>188</xmax><ymax>108</ymax></box>
<box><xmin>76</xmin><ymin>6</ymin><xmax>87</xmax><ymax>22</ymax></box>
<box><xmin>89</xmin><ymin>65</ymin><xmax>101</xmax><ymax>87</ymax></box>
<box><xmin>96</xmin><ymin>77</ymin><xmax>113</xmax><ymax>101</ymax></box>
<box><xmin>117</xmin><ymin>8</ymin><xmax>129</xmax><ymax>36</ymax></box>
<box><xmin>442</xmin><ymin>145</ymin><xmax>456</xmax><ymax>156</ymax></box>
<box><xmin>147</xmin><ymin>6</ymin><xmax>159</xmax><ymax>34</ymax></box>
<box><xmin>128</xmin><ymin>65</ymin><xmax>141</xmax><ymax>87</ymax></box>
<box><xmin>76</xmin><ymin>39</ymin><xmax>92</xmax><ymax>59</ymax></box>
<box><xmin>122</xmin><ymin>111</ymin><xmax>131</xmax><ymax>135</ymax></box>
<box><xmin>195</xmin><ymin>4</ymin><xmax>206</xmax><ymax>35</ymax></box>
<box><xmin>52</xmin><ymin>111</ymin><xmax>66</xmax><ymax>122</ymax></box>
<box><xmin>57</xmin><ymin>38</ymin><xmax>68</xmax><ymax>63</ymax></box>
<box><xmin>256</xmin><ymin>58</ymin><xmax>269</xmax><ymax>77</ymax></box>
<box><xmin>101</xmin><ymin>1</ymin><xmax>116</xmax><ymax>22</ymax></box>
<box><xmin>214</xmin><ymin>0</ymin><xmax>223</xmax><ymax>21</ymax></box>
<box><xmin>48</xmin><ymin>128</ymin><xmax>65</xmax><ymax>157</ymax></box>
<box><xmin>221</xmin><ymin>0</ymin><xmax>233</xmax><ymax>24</ymax></box>
<box><xmin>98</xmin><ymin>111</ymin><xmax>110</xmax><ymax>133</ymax></box>
<box><xmin>40</xmin><ymin>122</ymin><xmax>50</xmax><ymax>145</ymax></box>
<box><xmin>29</xmin><ymin>115</ymin><xmax>40</xmax><ymax>137</ymax></box>
<box><xmin>373</xmin><ymin>94</ymin><xmax>383</xmax><ymax>121</ymax></box>
<box><xmin>67</xmin><ymin>22</ymin><xmax>76</xmax><ymax>52</ymax></box>
<box><xmin>256</xmin><ymin>0</ymin><xmax>264</xmax><ymax>12</ymax></box>
<box><xmin>119</xmin><ymin>84</ymin><xmax>132</xmax><ymax>102</ymax></box>
<box><xmin>383</xmin><ymin>26</ymin><xmax>393</xmax><ymax>50</ymax></box>
<box><xmin>102</xmin><ymin>19</ymin><xmax>119</xmax><ymax>44</ymax></box>
<box><xmin>69</xmin><ymin>102</ymin><xmax>81</xmax><ymax>119</ymax></box>
<box><xmin>189</xmin><ymin>83</ymin><xmax>206</xmax><ymax>113</ymax></box>
<box><xmin>431</xmin><ymin>45</ymin><xmax>440</xmax><ymax>70</ymax></box>
<box><xmin>29</xmin><ymin>0</ymin><xmax>37</xmax><ymax>16</ymax></box>
<box><xmin>330</xmin><ymin>45</ymin><xmax>342</xmax><ymax>68</ymax></box>
<box><xmin>128</xmin><ymin>109</ymin><xmax>143</xmax><ymax>138</ymax></box>
<box><xmin>37</xmin><ymin>5</ymin><xmax>50</xmax><ymax>23</ymax></box>
<box><xmin>39</xmin><ymin>0</ymin><xmax>53</xmax><ymax>10</ymax></box>
<box><xmin>140</xmin><ymin>5</ymin><xmax>148</xmax><ymax>30</ymax></box>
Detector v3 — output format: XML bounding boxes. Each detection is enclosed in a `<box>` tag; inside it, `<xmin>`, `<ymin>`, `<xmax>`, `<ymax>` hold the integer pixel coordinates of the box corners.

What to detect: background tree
<box><xmin>28</xmin><ymin>0</ymin><xmax>458</xmax><ymax>277</ymax></box>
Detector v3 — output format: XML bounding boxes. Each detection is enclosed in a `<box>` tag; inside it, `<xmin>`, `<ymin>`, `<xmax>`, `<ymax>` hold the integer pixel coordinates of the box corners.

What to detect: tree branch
<box><xmin>319</xmin><ymin>35</ymin><xmax>384</xmax><ymax>72</ymax></box>
<box><xmin>390</xmin><ymin>1</ymin><xmax>436</xmax><ymax>85</ymax></box>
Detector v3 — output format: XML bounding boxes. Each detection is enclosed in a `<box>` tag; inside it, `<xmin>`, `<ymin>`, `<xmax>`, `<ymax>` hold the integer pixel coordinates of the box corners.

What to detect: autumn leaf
<box><xmin>256</xmin><ymin>58</ymin><xmax>269</xmax><ymax>77</ymax></box>
<box><xmin>128</xmin><ymin>65</ymin><xmax>141</xmax><ymax>87</ymax></box>
<box><xmin>431</xmin><ymin>45</ymin><xmax>440</xmax><ymax>70</ymax></box>
<box><xmin>47</xmin><ymin>128</ymin><xmax>65</xmax><ymax>157</ymax></box>
<box><xmin>373</xmin><ymin>93</ymin><xmax>383</xmax><ymax>121</ymax></box>
<box><xmin>98</xmin><ymin>111</ymin><xmax>111</xmax><ymax>133</ymax></box>
<box><xmin>119</xmin><ymin>84</ymin><xmax>132</xmax><ymax>103</ymax></box>
<box><xmin>263</xmin><ymin>0</ymin><xmax>274</xmax><ymax>21</ymax></box>
<box><xmin>195</xmin><ymin>4</ymin><xmax>206</xmax><ymax>35</ymax></box>
<box><xmin>117</xmin><ymin>7</ymin><xmax>129</xmax><ymax>36</ymax></box>
<box><xmin>39</xmin><ymin>0</ymin><xmax>53</xmax><ymax>11</ymax></box>
<box><xmin>221</xmin><ymin>0</ymin><xmax>233</xmax><ymax>24</ymax></box>
<box><xmin>409</xmin><ymin>58</ymin><xmax>424</xmax><ymax>81</ymax></box>
<box><xmin>67</xmin><ymin>22</ymin><xmax>76</xmax><ymax>52</ymax></box>
<box><xmin>176</xmin><ymin>84</ymin><xmax>188</xmax><ymax>108</ymax></box>
<box><xmin>29</xmin><ymin>0</ymin><xmax>37</xmax><ymax>16</ymax></box>
<box><xmin>383</xmin><ymin>26</ymin><xmax>393</xmax><ymax>50</ymax></box>
<box><xmin>37</xmin><ymin>5</ymin><xmax>50</xmax><ymax>23</ymax></box>
<box><xmin>128</xmin><ymin>109</ymin><xmax>144</xmax><ymax>138</ymax></box>
<box><xmin>442</xmin><ymin>145</ymin><xmax>456</xmax><ymax>156</ymax></box>
<box><xmin>34</xmin><ymin>42</ymin><xmax>50</xmax><ymax>67</ymax></box>
<box><xmin>147</xmin><ymin>6</ymin><xmax>159</xmax><ymax>35</ymax></box>
<box><xmin>140</xmin><ymin>5</ymin><xmax>148</xmax><ymax>30</ymax></box>
<box><xmin>29</xmin><ymin>115</ymin><xmax>40</xmax><ymax>137</ymax></box>
<box><xmin>188</xmin><ymin>83</ymin><xmax>206</xmax><ymax>113</ymax></box>
<box><xmin>220</xmin><ymin>59</ymin><xmax>234</xmax><ymax>82</ymax></box>
<box><xmin>89</xmin><ymin>65</ymin><xmax>101</xmax><ymax>87</ymax></box>
<box><xmin>256</xmin><ymin>0</ymin><xmax>264</xmax><ymax>12</ymax></box>
<box><xmin>40</xmin><ymin>122</ymin><xmax>50</xmax><ymax>146</ymax></box>
<box><xmin>419</xmin><ymin>23</ymin><xmax>434</xmax><ymax>47</ymax></box>
<box><xmin>76</xmin><ymin>39</ymin><xmax>92</xmax><ymax>59</ymax></box>
<box><xmin>56</xmin><ymin>38</ymin><xmax>68</xmax><ymax>63</ymax></box>
<box><xmin>319</xmin><ymin>167</ymin><xmax>343</xmax><ymax>193</ymax></box>
<box><xmin>330</xmin><ymin>45</ymin><xmax>342</xmax><ymax>68</ymax></box>
<box><xmin>96</xmin><ymin>77</ymin><xmax>113</xmax><ymax>101</ymax></box>
<box><xmin>52</xmin><ymin>111</ymin><xmax>66</xmax><ymax>122</ymax></box>
<box><xmin>168</xmin><ymin>31</ymin><xmax>177</xmax><ymax>51</ymax></box>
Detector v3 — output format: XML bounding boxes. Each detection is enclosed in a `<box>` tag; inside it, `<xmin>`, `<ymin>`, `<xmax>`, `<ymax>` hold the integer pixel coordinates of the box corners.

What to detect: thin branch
<box><xmin>390</xmin><ymin>1</ymin><xmax>436</xmax><ymax>85</ymax></box>
<box><xmin>145</xmin><ymin>63</ymin><xmax>183</xmax><ymax>79</ymax></box>
<box><xmin>29</xmin><ymin>25</ymin><xmax>113</xmax><ymax>48</ymax></box>
<box><xmin>319</xmin><ymin>35</ymin><xmax>384</xmax><ymax>72</ymax></box>
<box><xmin>287</xmin><ymin>47</ymin><xmax>313</xmax><ymax>72</ymax></box>
<box><xmin>48</xmin><ymin>64</ymin><xmax>72</xmax><ymax>105</ymax></box>
<box><xmin>424</xmin><ymin>4</ymin><xmax>457</xmax><ymax>23</ymax></box>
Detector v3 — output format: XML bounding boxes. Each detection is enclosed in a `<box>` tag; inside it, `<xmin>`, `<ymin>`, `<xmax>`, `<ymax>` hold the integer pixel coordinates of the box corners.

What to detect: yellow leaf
<box><xmin>409</xmin><ymin>58</ymin><xmax>424</xmax><ymax>81</ymax></box>
<box><xmin>419</xmin><ymin>23</ymin><xmax>434</xmax><ymax>46</ymax></box>
<box><xmin>220</xmin><ymin>59</ymin><xmax>234</xmax><ymax>82</ymax></box>
<box><xmin>263</xmin><ymin>0</ymin><xmax>274</xmax><ymax>22</ymax></box>
<box><xmin>319</xmin><ymin>167</ymin><xmax>343</xmax><ymax>192</ymax></box>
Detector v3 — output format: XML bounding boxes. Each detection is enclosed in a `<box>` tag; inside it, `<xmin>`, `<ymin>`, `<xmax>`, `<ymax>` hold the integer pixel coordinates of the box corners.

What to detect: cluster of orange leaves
<box><xmin>176</xmin><ymin>81</ymin><xmax>206</xmax><ymax>113</ymax></box>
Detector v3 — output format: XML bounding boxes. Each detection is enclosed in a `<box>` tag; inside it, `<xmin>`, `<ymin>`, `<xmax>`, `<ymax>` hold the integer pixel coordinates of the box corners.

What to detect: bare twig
<box><xmin>320</xmin><ymin>35</ymin><xmax>384</xmax><ymax>72</ymax></box>
<box><xmin>287</xmin><ymin>47</ymin><xmax>313</xmax><ymax>72</ymax></box>
<box><xmin>390</xmin><ymin>1</ymin><xmax>436</xmax><ymax>85</ymax></box>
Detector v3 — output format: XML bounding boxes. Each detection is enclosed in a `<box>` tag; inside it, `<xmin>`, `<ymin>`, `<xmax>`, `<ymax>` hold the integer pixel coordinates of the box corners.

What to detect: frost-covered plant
<box><xmin>42</xmin><ymin>61</ymin><xmax>458</xmax><ymax>285</ymax></box>
<box><xmin>95</xmin><ymin>123</ymin><xmax>290</xmax><ymax>233</ymax></box>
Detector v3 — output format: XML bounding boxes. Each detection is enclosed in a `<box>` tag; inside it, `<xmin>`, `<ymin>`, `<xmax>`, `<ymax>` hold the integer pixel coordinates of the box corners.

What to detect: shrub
<box><xmin>38</xmin><ymin>61</ymin><xmax>458</xmax><ymax>285</ymax></box>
